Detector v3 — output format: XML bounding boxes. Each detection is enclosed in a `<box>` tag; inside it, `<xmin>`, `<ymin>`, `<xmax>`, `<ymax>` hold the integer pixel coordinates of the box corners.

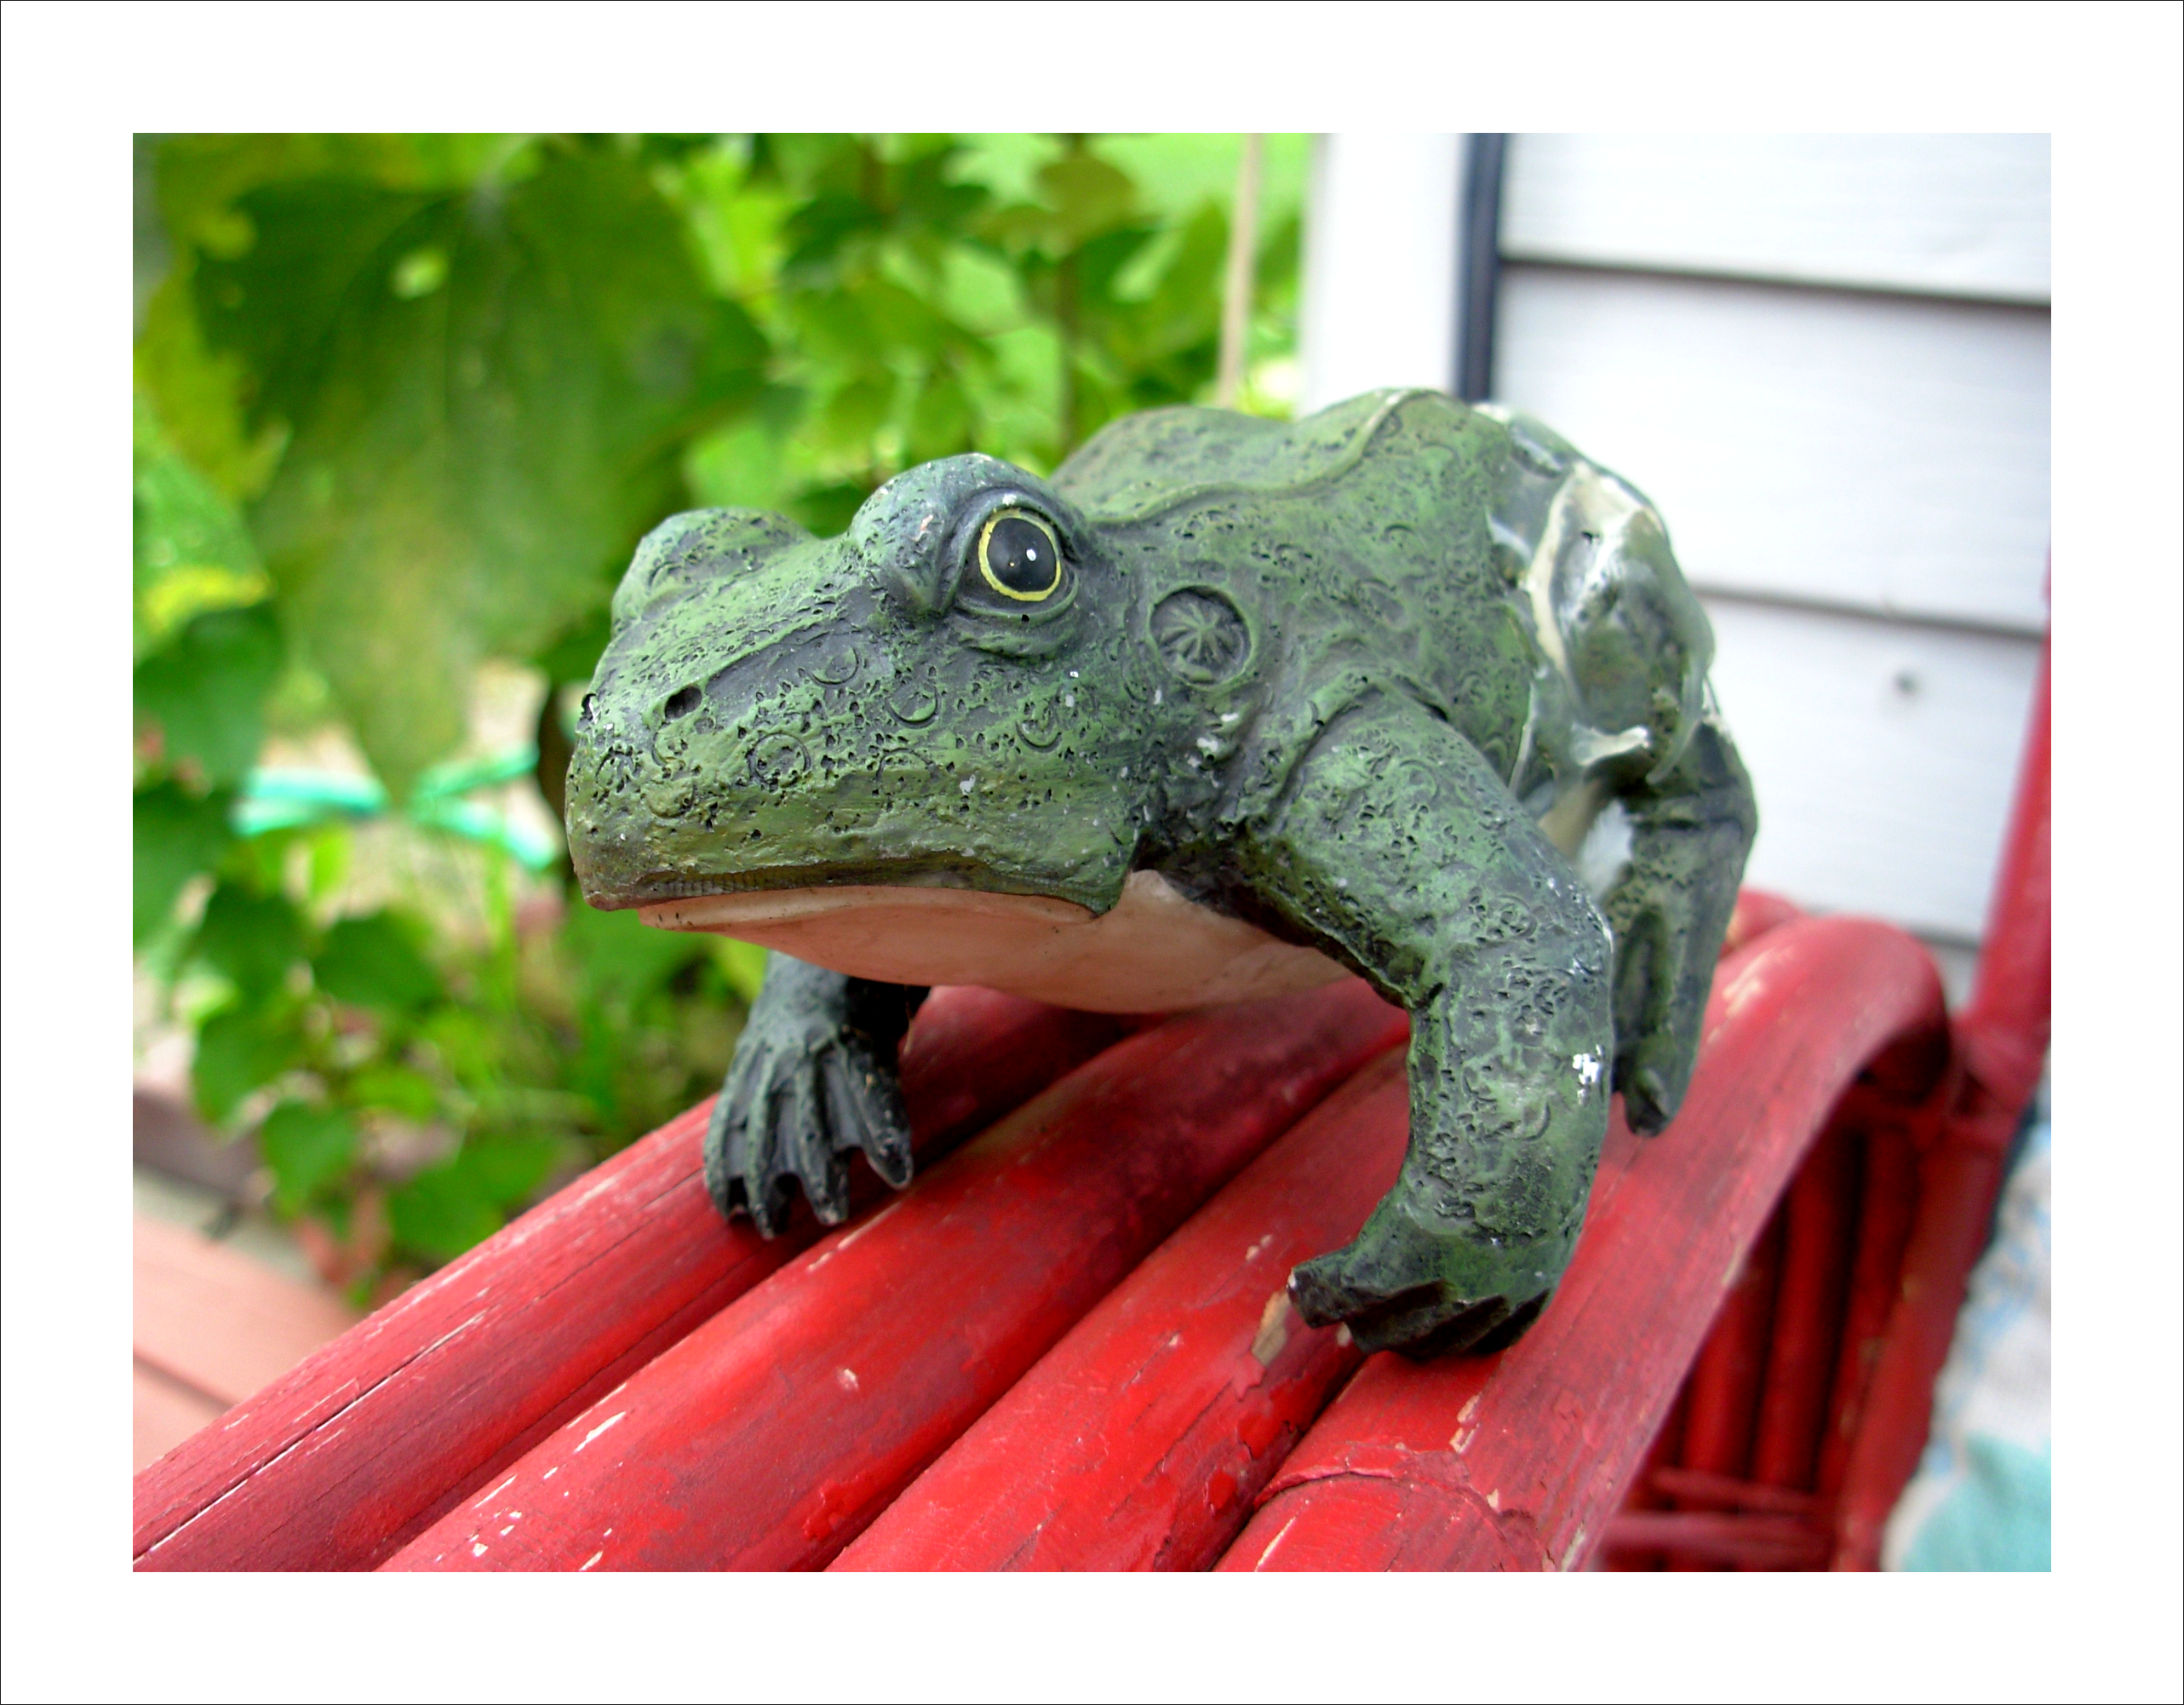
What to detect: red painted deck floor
<box><xmin>132</xmin><ymin>1214</ymin><xmax>357</xmax><ymax>1472</ymax></box>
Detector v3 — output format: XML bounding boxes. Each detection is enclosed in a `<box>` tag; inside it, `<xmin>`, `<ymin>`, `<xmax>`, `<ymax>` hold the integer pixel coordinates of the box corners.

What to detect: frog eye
<box><xmin>977</xmin><ymin>509</ymin><xmax>1063</xmax><ymax>602</ymax></box>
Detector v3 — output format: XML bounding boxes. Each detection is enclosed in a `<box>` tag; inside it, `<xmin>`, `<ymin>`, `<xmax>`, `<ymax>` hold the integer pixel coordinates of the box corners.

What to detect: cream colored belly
<box><xmin>639</xmin><ymin>870</ymin><xmax>1354</xmax><ymax>1013</ymax></box>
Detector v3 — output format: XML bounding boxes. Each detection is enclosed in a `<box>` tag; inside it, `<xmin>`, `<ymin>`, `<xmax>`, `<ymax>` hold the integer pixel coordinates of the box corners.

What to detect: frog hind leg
<box><xmin>703</xmin><ymin>952</ymin><xmax>926</xmax><ymax>1233</ymax></box>
<box><xmin>1235</xmin><ymin>695</ymin><xmax>1617</xmax><ymax>1358</ymax></box>
<box><xmin>1600</xmin><ymin>717</ymin><xmax>1757</xmax><ymax>1134</ymax></box>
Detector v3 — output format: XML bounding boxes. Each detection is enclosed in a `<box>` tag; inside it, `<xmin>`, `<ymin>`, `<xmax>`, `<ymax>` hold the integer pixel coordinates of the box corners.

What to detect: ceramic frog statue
<box><xmin>566</xmin><ymin>388</ymin><xmax>1756</xmax><ymax>1357</ymax></box>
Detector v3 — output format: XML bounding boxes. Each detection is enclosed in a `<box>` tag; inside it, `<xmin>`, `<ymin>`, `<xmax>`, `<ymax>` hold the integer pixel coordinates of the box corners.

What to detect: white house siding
<box><xmin>1498</xmin><ymin>133</ymin><xmax>2051</xmax><ymax>307</ymax></box>
<box><xmin>1299</xmin><ymin>134</ymin><xmax>1464</xmax><ymax>408</ymax></box>
<box><xmin>1300</xmin><ymin>134</ymin><xmax>2049</xmax><ymax>972</ymax></box>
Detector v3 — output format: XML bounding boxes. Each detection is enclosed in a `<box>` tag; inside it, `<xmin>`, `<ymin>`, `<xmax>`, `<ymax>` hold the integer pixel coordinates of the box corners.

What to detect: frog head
<box><xmin>566</xmin><ymin>456</ymin><xmax>1161</xmax><ymax>920</ymax></box>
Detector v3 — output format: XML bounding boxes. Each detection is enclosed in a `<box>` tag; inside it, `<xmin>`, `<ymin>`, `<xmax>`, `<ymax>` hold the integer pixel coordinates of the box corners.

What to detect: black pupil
<box><xmin>987</xmin><ymin>515</ymin><xmax>1058</xmax><ymax>594</ymax></box>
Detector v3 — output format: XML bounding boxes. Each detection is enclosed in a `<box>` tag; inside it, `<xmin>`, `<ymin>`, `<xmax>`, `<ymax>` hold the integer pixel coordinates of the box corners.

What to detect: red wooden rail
<box><xmin>837</xmin><ymin>1048</ymin><xmax>1410</xmax><ymax>1571</ymax></box>
<box><xmin>1216</xmin><ymin>916</ymin><xmax>1945</xmax><ymax>1571</ymax></box>
<box><xmin>1831</xmin><ymin>629</ymin><xmax>2050</xmax><ymax>1570</ymax></box>
<box><xmin>1599</xmin><ymin>628</ymin><xmax>2050</xmax><ymax>1572</ymax></box>
<box><xmin>133</xmin><ymin>989</ymin><xmax>1125</xmax><ymax>1570</ymax></box>
<box><xmin>383</xmin><ymin>980</ymin><xmax>1406</xmax><ymax>1570</ymax></box>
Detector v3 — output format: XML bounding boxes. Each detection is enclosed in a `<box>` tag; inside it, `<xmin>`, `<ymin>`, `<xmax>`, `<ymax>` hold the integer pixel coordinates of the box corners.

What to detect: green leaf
<box><xmin>533</xmin><ymin>608</ymin><xmax>616</xmax><ymax>691</ymax></box>
<box><xmin>197</xmin><ymin>146</ymin><xmax>759</xmax><ymax>796</ymax></box>
<box><xmin>388</xmin><ymin>1134</ymin><xmax>560</xmax><ymax>1260</ymax></box>
<box><xmin>561</xmin><ymin>901</ymin><xmax>710</xmax><ymax>1005</ymax></box>
<box><xmin>135</xmin><ymin>780</ymin><xmax>235</xmax><ymax>942</ymax></box>
<box><xmin>420</xmin><ymin>1004</ymin><xmax>498</xmax><ymax>1088</ymax></box>
<box><xmin>712</xmin><ymin>937</ymin><xmax>769</xmax><ymax>1006</ymax></box>
<box><xmin>786</xmin><ymin>480</ymin><xmax>870</xmax><ymax>538</ymax></box>
<box><xmin>134</xmin><ymin>602</ymin><xmax>284</xmax><ymax>784</ymax></box>
<box><xmin>304</xmin><ymin>825</ymin><xmax>352</xmax><ymax>904</ymax></box>
<box><xmin>190</xmin><ymin>880</ymin><xmax>309</xmax><ymax>1001</ymax></box>
<box><xmin>1036</xmin><ymin>151</ymin><xmax>1138</xmax><ymax>250</ymax></box>
<box><xmin>684</xmin><ymin>417</ymin><xmax>788</xmax><ymax>514</ymax></box>
<box><xmin>905</xmin><ymin>370</ymin><xmax>973</xmax><ymax>462</ymax></box>
<box><xmin>347</xmin><ymin>1064</ymin><xmax>440</xmax><ymax>1121</ymax></box>
<box><xmin>132</xmin><ymin>393</ymin><xmax>272</xmax><ymax>657</ymax></box>
<box><xmin>258</xmin><ymin>1100</ymin><xmax>358</xmax><ymax>1213</ymax></box>
<box><xmin>387</xmin><ymin>1163</ymin><xmax>504</xmax><ymax>1261</ymax></box>
<box><xmin>192</xmin><ymin>999</ymin><xmax>306</xmax><ymax>1122</ymax></box>
<box><xmin>780</xmin><ymin>191</ymin><xmax>886</xmax><ymax>277</ymax></box>
<box><xmin>314</xmin><ymin>910</ymin><xmax>441</xmax><ymax>1012</ymax></box>
<box><xmin>461</xmin><ymin>1133</ymin><xmax>562</xmax><ymax>1203</ymax></box>
<box><xmin>816</xmin><ymin>374</ymin><xmax>896</xmax><ymax>451</ymax></box>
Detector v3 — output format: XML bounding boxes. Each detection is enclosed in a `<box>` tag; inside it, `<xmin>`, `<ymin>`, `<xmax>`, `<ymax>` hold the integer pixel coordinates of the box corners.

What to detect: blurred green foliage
<box><xmin>133</xmin><ymin>133</ymin><xmax>1303</xmax><ymax>1293</ymax></box>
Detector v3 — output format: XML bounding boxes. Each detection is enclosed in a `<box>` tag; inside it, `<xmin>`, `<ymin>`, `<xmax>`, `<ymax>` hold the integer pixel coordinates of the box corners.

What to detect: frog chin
<box><xmin>640</xmin><ymin>870</ymin><xmax>1352</xmax><ymax>1016</ymax></box>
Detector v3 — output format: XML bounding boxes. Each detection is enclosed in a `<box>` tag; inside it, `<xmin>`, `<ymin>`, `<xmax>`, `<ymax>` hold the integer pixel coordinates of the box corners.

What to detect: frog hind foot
<box><xmin>1288</xmin><ymin>1199</ymin><xmax>1562</xmax><ymax>1359</ymax></box>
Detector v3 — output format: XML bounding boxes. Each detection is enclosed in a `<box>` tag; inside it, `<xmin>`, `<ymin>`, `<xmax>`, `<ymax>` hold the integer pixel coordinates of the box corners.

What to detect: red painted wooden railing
<box><xmin>1215</xmin><ymin>914</ymin><xmax>1944</xmax><ymax>1571</ymax></box>
<box><xmin>836</xmin><ymin>1048</ymin><xmax>1411</xmax><ymax>1571</ymax></box>
<box><xmin>382</xmin><ymin>981</ymin><xmax>1405</xmax><ymax>1570</ymax></box>
<box><xmin>135</xmin><ymin>630</ymin><xmax>2047</xmax><ymax>1571</ymax></box>
<box><xmin>1597</xmin><ymin>629</ymin><xmax>2051</xmax><ymax>1571</ymax></box>
<box><xmin>133</xmin><ymin>990</ymin><xmax>1126</xmax><ymax>1570</ymax></box>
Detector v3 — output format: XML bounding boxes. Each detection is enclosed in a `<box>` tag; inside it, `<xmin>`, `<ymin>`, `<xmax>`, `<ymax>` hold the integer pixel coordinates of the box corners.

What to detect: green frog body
<box><xmin>567</xmin><ymin>389</ymin><xmax>1756</xmax><ymax>1356</ymax></box>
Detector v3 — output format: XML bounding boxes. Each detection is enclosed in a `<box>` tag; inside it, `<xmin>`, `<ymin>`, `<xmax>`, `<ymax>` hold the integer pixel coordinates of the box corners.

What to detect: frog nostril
<box><xmin>662</xmin><ymin>685</ymin><xmax>702</xmax><ymax>721</ymax></box>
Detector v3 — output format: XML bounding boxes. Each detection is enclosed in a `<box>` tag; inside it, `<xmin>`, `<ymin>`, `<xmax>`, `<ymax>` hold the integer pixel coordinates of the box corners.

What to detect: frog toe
<box><xmin>702</xmin><ymin>1088</ymin><xmax>746</xmax><ymax>1220</ymax></box>
<box><xmin>1289</xmin><ymin>1203</ymin><xmax>1560</xmax><ymax>1358</ymax></box>
<box><xmin>1615</xmin><ymin>1033</ymin><xmax>1690</xmax><ymax>1134</ymax></box>
<box><xmin>1289</xmin><ymin>1255</ymin><xmax>1491</xmax><ymax>1358</ymax></box>
<box><xmin>818</xmin><ymin>1045</ymin><xmax>914</xmax><ymax>1192</ymax></box>
<box><xmin>783</xmin><ymin>1070</ymin><xmax>851</xmax><ymax>1226</ymax></box>
<box><xmin>702</xmin><ymin>1059</ymin><xmax>781</xmax><ymax>1228</ymax></box>
<box><xmin>702</xmin><ymin>1048</ymin><xmax>813</xmax><ymax>1236</ymax></box>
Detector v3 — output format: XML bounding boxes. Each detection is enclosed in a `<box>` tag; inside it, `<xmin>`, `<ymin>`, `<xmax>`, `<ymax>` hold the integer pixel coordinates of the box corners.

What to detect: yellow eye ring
<box><xmin>977</xmin><ymin>509</ymin><xmax>1063</xmax><ymax>602</ymax></box>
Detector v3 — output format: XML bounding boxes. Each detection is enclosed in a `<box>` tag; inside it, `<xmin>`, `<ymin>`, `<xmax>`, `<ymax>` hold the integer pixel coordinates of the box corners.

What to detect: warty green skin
<box><xmin>566</xmin><ymin>389</ymin><xmax>1757</xmax><ymax>1357</ymax></box>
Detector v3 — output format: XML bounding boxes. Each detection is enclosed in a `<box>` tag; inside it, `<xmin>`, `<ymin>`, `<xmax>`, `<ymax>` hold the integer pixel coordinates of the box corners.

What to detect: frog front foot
<box><xmin>1288</xmin><ymin>1196</ymin><xmax>1563</xmax><ymax>1359</ymax></box>
<box><xmin>702</xmin><ymin>955</ymin><xmax>921</xmax><ymax>1235</ymax></box>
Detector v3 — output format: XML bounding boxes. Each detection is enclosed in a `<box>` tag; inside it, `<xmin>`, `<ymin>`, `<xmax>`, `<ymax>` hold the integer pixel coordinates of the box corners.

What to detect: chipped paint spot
<box><xmin>1250</xmin><ymin>1290</ymin><xmax>1292</xmax><ymax>1367</ymax></box>
<box><xmin>1571</xmin><ymin>1051</ymin><xmax>1602</xmax><ymax>1088</ymax></box>
<box><xmin>1253</xmin><ymin>1514</ymin><xmax>1300</xmax><ymax>1571</ymax></box>
<box><xmin>578</xmin><ymin>1550</ymin><xmax>604</xmax><ymax>1571</ymax></box>
<box><xmin>836</xmin><ymin>1367</ymin><xmax>860</xmax><ymax>1393</ymax></box>
<box><xmin>1559</xmin><ymin>1524</ymin><xmax>1589</xmax><ymax>1571</ymax></box>
<box><xmin>473</xmin><ymin>1472</ymin><xmax>519</xmax><ymax>1509</ymax></box>
<box><xmin>575</xmin><ymin>1411</ymin><xmax>627</xmax><ymax>1451</ymax></box>
<box><xmin>1485</xmin><ymin>1489</ymin><xmax>1501</xmax><ymax>1511</ymax></box>
<box><xmin>471</xmin><ymin>1541</ymin><xmax>488</xmax><ymax>1558</ymax></box>
<box><xmin>1452</xmin><ymin>1425</ymin><xmax>1477</xmax><ymax>1454</ymax></box>
<box><xmin>1717</xmin><ymin>959</ymin><xmax>1769</xmax><ymax>1024</ymax></box>
<box><xmin>1457</xmin><ymin>1393</ymin><xmax>1482</xmax><ymax>1425</ymax></box>
<box><xmin>827</xmin><ymin>1196</ymin><xmax>909</xmax><ymax>1258</ymax></box>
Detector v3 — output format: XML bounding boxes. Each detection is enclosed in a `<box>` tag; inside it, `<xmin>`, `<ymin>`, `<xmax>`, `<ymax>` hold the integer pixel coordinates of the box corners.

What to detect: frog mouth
<box><xmin>640</xmin><ymin>883</ymin><xmax>1094</xmax><ymax>935</ymax></box>
<box><xmin>583</xmin><ymin>860</ymin><xmax>1036</xmax><ymax>913</ymax></box>
<box><xmin>632</xmin><ymin>870</ymin><xmax>1350</xmax><ymax>1016</ymax></box>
